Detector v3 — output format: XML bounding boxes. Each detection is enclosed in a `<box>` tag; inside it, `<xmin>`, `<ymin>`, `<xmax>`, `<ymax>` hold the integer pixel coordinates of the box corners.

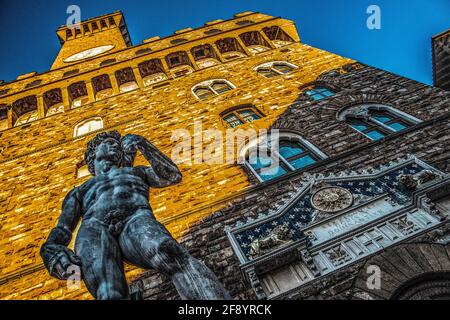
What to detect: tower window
<box><xmin>255</xmin><ymin>61</ymin><xmax>297</xmax><ymax>78</ymax></box>
<box><xmin>221</xmin><ymin>105</ymin><xmax>263</xmax><ymax>128</ymax></box>
<box><xmin>242</xmin><ymin>132</ymin><xmax>326</xmax><ymax>182</ymax></box>
<box><xmin>100</xmin><ymin>19</ymin><xmax>107</xmax><ymax>29</ymax></box>
<box><xmin>108</xmin><ymin>17</ymin><xmax>116</xmax><ymax>26</ymax></box>
<box><xmin>74</xmin><ymin>118</ymin><xmax>104</xmax><ymax>138</ymax></box>
<box><xmin>192</xmin><ymin>80</ymin><xmax>234</xmax><ymax>100</ymax></box>
<box><xmin>305</xmin><ymin>86</ymin><xmax>335</xmax><ymax>101</ymax></box>
<box><xmin>339</xmin><ymin>104</ymin><xmax>421</xmax><ymax>141</ymax></box>
<box><xmin>91</xmin><ymin>22</ymin><xmax>99</xmax><ymax>31</ymax></box>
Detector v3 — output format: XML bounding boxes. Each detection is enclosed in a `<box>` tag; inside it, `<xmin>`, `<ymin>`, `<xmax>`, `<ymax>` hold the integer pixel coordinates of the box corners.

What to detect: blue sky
<box><xmin>0</xmin><ymin>0</ymin><xmax>448</xmax><ymax>85</ymax></box>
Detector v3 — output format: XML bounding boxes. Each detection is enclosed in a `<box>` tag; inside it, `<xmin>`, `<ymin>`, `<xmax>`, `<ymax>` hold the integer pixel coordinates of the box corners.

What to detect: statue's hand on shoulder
<box><xmin>121</xmin><ymin>134</ymin><xmax>145</xmax><ymax>167</ymax></box>
<box><xmin>41</xmin><ymin>242</ymin><xmax>82</xmax><ymax>280</ymax></box>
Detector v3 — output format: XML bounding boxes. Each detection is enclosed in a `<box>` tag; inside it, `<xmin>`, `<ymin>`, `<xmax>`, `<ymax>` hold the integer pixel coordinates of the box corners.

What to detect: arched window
<box><xmin>339</xmin><ymin>104</ymin><xmax>421</xmax><ymax>141</ymax></box>
<box><xmin>74</xmin><ymin>118</ymin><xmax>103</xmax><ymax>138</ymax></box>
<box><xmin>255</xmin><ymin>61</ymin><xmax>297</xmax><ymax>78</ymax></box>
<box><xmin>221</xmin><ymin>105</ymin><xmax>263</xmax><ymax>128</ymax></box>
<box><xmin>192</xmin><ymin>80</ymin><xmax>234</xmax><ymax>100</ymax></box>
<box><xmin>241</xmin><ymin>132</ymin><xmax>327</xmax><ymax>182</ymax></box>
<box><xmin>304</xmin><ymin>86</ymin><xmax>335</xmax><ymax>101</ymax></box>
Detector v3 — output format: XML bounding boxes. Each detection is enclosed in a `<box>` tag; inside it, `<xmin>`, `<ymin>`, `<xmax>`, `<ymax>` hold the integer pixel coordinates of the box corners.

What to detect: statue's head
<box><xmin>85</xmin><ymin>131</ymin><xmax>123</xmax><ymax>175</ymax></box>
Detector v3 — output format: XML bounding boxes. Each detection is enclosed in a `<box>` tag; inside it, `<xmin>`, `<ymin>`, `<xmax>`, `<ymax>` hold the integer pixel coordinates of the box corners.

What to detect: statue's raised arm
<box><xmin>121</xmin><ymin>134</ymin><xmax>182</xmax><ymax>188</ymax></box>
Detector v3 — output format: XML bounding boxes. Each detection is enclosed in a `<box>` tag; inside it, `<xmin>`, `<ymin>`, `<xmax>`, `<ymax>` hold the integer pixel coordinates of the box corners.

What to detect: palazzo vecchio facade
<box><xmin>0</xmin><ymin>11</ymin><xmax>450</xmax><ymax>300</ymax></box>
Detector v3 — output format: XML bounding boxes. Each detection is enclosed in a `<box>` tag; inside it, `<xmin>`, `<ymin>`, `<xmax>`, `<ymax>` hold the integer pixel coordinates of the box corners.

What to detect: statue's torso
<box><xmin>76</xmin><ymin>166</ymin><xmax>152</xmax><ymax>221</ymax></box>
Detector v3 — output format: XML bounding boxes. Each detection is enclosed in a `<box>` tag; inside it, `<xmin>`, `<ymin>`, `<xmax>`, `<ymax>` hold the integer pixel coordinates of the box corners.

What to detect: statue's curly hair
<box><xmin>84</xmin><ymin>131</ymin><xmax>122</xmax><ymax>175</ymax></box>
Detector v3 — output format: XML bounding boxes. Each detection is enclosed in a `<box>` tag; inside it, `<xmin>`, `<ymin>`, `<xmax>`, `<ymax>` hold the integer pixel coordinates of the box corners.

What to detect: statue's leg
<box><xmin>75</xmin><ymin>219</ymin><xmax>129</xmax><ymax>300</ymax></box>
<box><xmin>119</xmin><ymin>210</ymin><xmax>231</xmax><ymax>300</ymax></box>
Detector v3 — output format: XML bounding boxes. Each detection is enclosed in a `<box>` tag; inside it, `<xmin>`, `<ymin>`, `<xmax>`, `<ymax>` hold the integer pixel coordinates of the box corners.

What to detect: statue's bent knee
<box><xmin>154</xmin><ymin>239</ymin><xmax>190</xmax><ymax>274</ymax></box>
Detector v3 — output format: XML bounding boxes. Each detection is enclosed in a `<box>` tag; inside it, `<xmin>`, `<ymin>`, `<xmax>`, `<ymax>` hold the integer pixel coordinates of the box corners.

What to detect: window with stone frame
<box><xmin>73</xmin><ymin>117</ymin><xmax>104</xmax><ymax>138</ymax></box>
<box><xmin>191</xmin><ymin>44</ymin><xmax>220</xmax><ymax>69</ymax></box>
<box><xmin>92</xmin><ymin>74</ymin><xmax>113</xmax><ymax>100</ymax></box>
<box><xmin>255</xmin><ymin>61</ymin><xmax>297</xmax><ymax>78</ymax></box>
<box><xmin>239</xmin><ymin>31</ymin><xmax>271</xmax><ymax>54</ymax></box>
<box><xmin>115</xmin><ymin>67</ymin><xmax>139</xmax><ymax>93</ymax></box>
<box><xmin>340</xmin><ymin>104</ymin><xmax>420</xmax><ymax>141</ymax></box>
<box><xmin>192</xmin><ymin>79</ymin><xmax>234</xmax><ymax>100</ymax></box>
<box><xmin>242</xmin><ymin>132</ymin><xmax>326</xmax><ymax>182</ymax></box>
<box><xmin>68</xmin><ymin>81</ymin><xmax>89</xmax><ymax>108</ymax></box>
<box><xmin>221</xmin><ymin>105</ymin><xmax>263</xmax><ymax>128</ymax></box>
<box><xmin>12</xmin><ymin>95</ymin><xmax>38</xmax><ymax>126</ymax></box>
<box><xmin>262</xmin><ymin>26</ymin><xmax>295</xmax><ymax>48</ymax></box>
<box><xmin>138</xmin><ymin>59</ymin><xmax>168</xmax><ymax>86</ymax></box>
<box><xmin>304</xmin><ymin>86</ymin><xmax>335</xmax><ymax>101</ymax></box>
<box><xmin>215</xmin><ymin>38</ymin><xmax>247</xmax><ymax>60</ymax></box>
<box><xmin>43</xmin><ymin>88</ymin><xmax>64</xmax><ymax>116</ymax></box>
<box><xmin>165</xmin><ymin>51</ymin><xmax>192</xmax><ymax>69</ymax></box>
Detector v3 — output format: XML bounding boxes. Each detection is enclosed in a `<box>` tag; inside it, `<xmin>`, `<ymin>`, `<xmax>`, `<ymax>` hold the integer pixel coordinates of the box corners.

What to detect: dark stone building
<box><xmin>132</xmin><ymin>60</ymin><xmax>450</xmax><ymax>300</ymax></box>
<box><xmin>432</xmin><ymin>29</ymin><xmax>450</xmax><ymax>91</ymax></box>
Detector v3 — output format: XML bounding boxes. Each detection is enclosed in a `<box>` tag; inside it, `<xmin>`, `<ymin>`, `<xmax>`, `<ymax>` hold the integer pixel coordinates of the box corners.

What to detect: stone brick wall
<box><xmin>133</xmin><ymin>65</ymin><xmax>450</xmax><ymax>300</ymax></box>
<box><xmin>0</xmin><ymin>13</ymin><xmax>355</xmax><ymax>299</ymax></box>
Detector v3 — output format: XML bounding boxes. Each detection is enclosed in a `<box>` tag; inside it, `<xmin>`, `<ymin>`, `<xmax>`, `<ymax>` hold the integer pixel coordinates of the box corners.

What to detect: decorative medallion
<box><xmin>311</xmin><ymin>187</ymin><xmax>354</xmax><ymax>213</ymax></box>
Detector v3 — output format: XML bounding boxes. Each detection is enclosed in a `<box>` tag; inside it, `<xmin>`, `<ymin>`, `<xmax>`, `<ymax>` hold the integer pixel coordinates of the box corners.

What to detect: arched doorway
<box><xmin>391</xmin><ymin>272</ymin><xmax>450</xmax><ymax>300</ymax></box>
